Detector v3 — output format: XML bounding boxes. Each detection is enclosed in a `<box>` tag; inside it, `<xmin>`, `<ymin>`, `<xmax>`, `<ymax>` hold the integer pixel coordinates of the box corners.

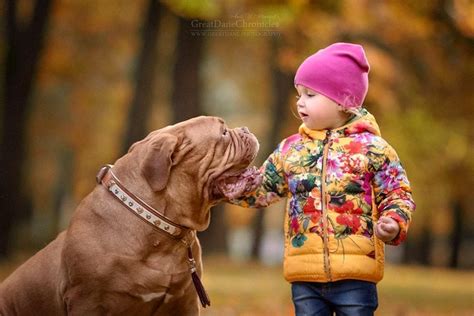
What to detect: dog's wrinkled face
<box><xmin>121</xmin><ymin>116</ymin><xmax>261</xmax><ymax>230</ymax></box>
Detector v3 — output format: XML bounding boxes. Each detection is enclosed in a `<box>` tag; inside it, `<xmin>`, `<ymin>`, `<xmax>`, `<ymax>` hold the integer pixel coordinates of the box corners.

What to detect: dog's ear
<box><xmin>128</xmin><ymin>130</ymin><xmax>160</xmax><ymax>153</ymax></box>
<box><xmin>141</xmin><ymin>133</ymin><xmax>179</xmax><ymax>192</ymax></box>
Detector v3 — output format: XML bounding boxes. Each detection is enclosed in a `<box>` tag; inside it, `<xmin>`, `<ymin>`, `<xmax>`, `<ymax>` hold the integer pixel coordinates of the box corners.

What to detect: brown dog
<box><xmin>0</xmin><ymin>116</ymin><xmax>262</xmax><ymax>315</ymax></box>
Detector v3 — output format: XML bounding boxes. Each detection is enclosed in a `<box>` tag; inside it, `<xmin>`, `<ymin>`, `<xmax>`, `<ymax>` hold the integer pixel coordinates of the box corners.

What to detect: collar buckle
<box><xmin>96</xmin><ymin>164</ymin><xmax>113</xmax><ymax>184</ymax></box>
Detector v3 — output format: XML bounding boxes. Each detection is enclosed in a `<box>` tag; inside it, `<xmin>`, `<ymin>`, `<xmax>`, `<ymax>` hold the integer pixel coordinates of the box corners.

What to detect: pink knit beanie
<box><xmin>294</xmin><ymin>42</ymin><xmax>370</xmax><ymax>109</ymax></box>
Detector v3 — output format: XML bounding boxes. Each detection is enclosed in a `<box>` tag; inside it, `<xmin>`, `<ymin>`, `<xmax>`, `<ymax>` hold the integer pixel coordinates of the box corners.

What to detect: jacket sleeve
<box><xmin>228</xmin><ymin>142</ymin><xmax>289</xmax><ymax>208</ymax></box>
<box><xmin>372</xmin><ymin>142</ymin><xmax>416</xmax><ymax>245</ymax></box>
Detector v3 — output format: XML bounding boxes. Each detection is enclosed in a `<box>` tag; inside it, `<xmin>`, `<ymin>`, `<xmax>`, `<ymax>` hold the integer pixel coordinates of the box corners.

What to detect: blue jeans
<box><xmin>291</xmin><ymin>280</ymin><xmax>378</xmax><ymax>316</ymax></box>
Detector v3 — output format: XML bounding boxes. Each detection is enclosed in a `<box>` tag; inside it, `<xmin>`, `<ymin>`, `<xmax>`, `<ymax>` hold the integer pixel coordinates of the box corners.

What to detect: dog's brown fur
<box><xmin>0</xmin><ymin>116</ymin><xmax>259</xmax><ymax>315</ymax></box>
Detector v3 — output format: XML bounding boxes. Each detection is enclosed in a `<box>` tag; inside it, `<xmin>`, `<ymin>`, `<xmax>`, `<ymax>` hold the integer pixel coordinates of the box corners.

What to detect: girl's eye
<box><xmin>307</xmin><ymin>93</ymin><xmax>315</xmax><ymax>97</ymax></box>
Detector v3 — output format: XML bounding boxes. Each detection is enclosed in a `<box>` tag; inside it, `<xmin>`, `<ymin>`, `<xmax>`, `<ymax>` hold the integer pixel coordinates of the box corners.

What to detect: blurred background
<box><xmin>0</xmin><ymin>0</ymin><xmax>473</xmax><ymax>315</ymax></box>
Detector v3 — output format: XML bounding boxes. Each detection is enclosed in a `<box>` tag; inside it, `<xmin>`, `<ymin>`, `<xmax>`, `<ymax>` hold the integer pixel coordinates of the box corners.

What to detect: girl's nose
<box><xmin>297</xmin><ymin>97</ymin><xmax>304</xmax><ymax>108</ymax></box>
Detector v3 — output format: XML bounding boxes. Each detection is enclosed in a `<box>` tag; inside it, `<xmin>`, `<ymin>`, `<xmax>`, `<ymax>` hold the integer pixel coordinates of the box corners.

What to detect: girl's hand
<box><xmin>214</xmin><ymin>166</ymin><xmax>263</xmax><ymax>200</ymax></box>
<box><xmin>375</xmin><ymin>216</ymin><xmax>400</xmax><ymax>242</ymax></box>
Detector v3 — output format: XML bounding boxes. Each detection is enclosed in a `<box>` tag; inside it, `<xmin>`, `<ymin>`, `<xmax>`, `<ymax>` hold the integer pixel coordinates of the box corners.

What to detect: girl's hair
<box><xmin>339</xmin><ymin>105</ymin><xmax>362</xmax><ymax>117</ymax></box>
<box><xmin>290</xmin><ymin>96</ymin><xmax>302</xmax><ymax>122</ymax></box>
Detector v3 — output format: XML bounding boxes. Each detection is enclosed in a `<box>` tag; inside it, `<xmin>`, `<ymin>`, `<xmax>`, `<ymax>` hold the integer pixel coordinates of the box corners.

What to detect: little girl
<box><xmin>225</xmin><ymin>42</ymin><xmax>415</xmax><ymax>315</ymax></box>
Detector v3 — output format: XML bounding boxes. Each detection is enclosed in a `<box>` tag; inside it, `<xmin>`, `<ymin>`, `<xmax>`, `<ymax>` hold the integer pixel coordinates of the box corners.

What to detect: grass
<box><xmin>200</xmin><ymin>256</ymin><xmax>474</xmax><ymax>316</ymax></box>
<box><xmin>1</xmin><ymin>254</ymin><xmax>473</xmax><ymax>315</ymax></box>
<box><xmin>200</xmin><ymin>257</ymin><xmax>292</xmax><ymax>316</ymax></box>
<box><xmin>378</xmin><ymin>264</ymin><xmax>474</xmax><ymax>315</ymax></box>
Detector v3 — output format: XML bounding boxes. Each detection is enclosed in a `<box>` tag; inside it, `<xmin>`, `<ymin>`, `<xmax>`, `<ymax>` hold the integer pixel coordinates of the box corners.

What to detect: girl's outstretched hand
<box><xmin>375</xmin><ymin>216</ymin><xmax>400</xmax><ymax>242</ymax></box>
<box><xmin>214</xmin><ymin>166</ymin><xmax>263</xmax><ymax>200</ymax></box>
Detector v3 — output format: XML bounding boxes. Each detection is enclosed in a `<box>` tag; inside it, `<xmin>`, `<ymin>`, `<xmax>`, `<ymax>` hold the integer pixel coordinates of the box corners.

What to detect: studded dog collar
<box><xmin>95</xmin><ymin>164</ymin><xmax>211</xmax><ymax>307</ymax></box>
<box><xmin>96</xmin><ymin>164</ymin><xmax>186</xmax><ymax>239</ymax></box>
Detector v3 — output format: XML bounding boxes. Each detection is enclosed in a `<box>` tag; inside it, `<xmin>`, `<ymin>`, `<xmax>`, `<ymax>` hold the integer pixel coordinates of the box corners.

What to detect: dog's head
<box><xmin>114</xmin><ymin>116</ymin><xmax>261</xmax><ymax>231</ymax></box>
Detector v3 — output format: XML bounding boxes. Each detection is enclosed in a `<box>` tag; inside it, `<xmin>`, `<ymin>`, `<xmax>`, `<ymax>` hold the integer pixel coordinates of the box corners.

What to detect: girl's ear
<box><xmin>140</xmin><ymin>133</ymin><xmax>179</xmax><ymax>192</ymax></box>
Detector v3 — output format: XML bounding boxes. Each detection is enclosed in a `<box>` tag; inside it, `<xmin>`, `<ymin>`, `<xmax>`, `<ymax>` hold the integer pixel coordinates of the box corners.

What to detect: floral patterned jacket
<box><xmin>231</xmin><ymin>109</ymin><xmax>415</xmax><ymax>283</ymax></box>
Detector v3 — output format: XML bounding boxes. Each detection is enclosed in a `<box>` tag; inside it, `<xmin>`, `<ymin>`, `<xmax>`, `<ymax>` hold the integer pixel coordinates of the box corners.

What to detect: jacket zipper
<box><xmin>321</xmin><ymin>130</ymin><xmax>332</xmax><ymax>281</ymax></box>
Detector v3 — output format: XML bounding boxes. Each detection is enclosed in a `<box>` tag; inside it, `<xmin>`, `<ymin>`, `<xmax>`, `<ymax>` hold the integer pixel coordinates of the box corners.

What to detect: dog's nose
<box><xmin>241</xmin><ymin>127</ymin><xmax>250</xmax><ymax>134</ymax></box>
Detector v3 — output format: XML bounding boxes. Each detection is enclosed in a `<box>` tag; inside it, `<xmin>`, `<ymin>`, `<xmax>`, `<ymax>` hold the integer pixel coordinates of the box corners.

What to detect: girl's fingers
<box><xmin>381</xmin><ymin>223</ymin><xmax>396</xmax><ymax>233</ymax></box>
<box><xmin>376</xmin><ymin>222</ymin><xmax>397</xmax><ymax>241</ymax></box>
<box><xmin>379</xmin><ymin>216</ymin><xmax>394</xmax><ymax>224</ymax></box>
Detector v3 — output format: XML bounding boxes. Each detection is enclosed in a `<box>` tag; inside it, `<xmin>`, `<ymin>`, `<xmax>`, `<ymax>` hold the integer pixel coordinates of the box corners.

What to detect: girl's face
<box><xmin>295</xmin><ymin>85</ymin><xmax>351</xmax><ymax>130</ymax></box>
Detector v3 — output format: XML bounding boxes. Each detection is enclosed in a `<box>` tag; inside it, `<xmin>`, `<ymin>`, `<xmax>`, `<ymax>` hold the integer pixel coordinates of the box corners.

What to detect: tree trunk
<box><xmin>170</xmin><ymin>16</ymin><xmax>204</xmax><ymax>123</ymax></box>
<box><xmin>122</xmin><ymin>0</ymin><xmax>163</xmax><ymax>153</ymax></box>
<box><xmin>418</xmin><ymin>223</ymin><xmax>432</xmax><ymax>265</ymax></box>
<box><xmin>0</xmin><ymin>0</ymin><xmax>53</xmax><ymax>259</ymax></box>
<box><xmin>198</xmin><ymin>204</ymin><xmax>228</xmax><ymax>254</ymax></box>
<box><xmin>402</xmin><ymin>234</ymin><xmax>417</xmax><ymax>264</ymax></box>
<box><xmin>167</xmin><ymin>15</ymin><xmax>225</xmax><ymax>253</ymax></box>
<box><xmin>401</xmin><ymin>220</ymin><xmax>433</xmax><ymax>266</ymax></box>
<box><xmin>449</xmin><ymin>200</ymin><xmax>463</xmax><ymax>268</ymax></box>
<box><xmin>52</xmin><ymin>148</ymin><xmax>74</xmax><ymax>232</ymax></box>
<box><xmin>251</xmin><ymin>37</ymin><xmax>293</xmax><ymax>259</ymax></box>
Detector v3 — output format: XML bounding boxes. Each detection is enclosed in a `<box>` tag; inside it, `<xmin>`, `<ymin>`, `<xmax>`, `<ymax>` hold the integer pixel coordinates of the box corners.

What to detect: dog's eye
<box><xmin>222</xmin><ymin>129</ymin><xmax>228</xmax><ymax>136</ymax></box>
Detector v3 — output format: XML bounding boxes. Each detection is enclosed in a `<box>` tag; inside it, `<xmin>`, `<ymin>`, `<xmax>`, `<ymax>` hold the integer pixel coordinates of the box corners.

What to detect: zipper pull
<box><xmin>322</xmin><ymin>130</ymin><xmax>331</xmax><ymax>145</ymax></box>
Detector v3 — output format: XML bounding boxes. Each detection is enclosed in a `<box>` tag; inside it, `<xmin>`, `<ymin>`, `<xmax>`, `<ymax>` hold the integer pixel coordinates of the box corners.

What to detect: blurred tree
<box><xmin>251</xmin><ymin>36</ymin><xmax>294</xmax><ymax>259</ymax></box>
<box><xmin>51</xmin><ymin>148</ymin><xmax>73</xmax><ymax>233</ymax></box>
<box><xmin>167</xmin><ymin>13</ymin><xmax>229</xmax><ymax>253</ymax></box>
<box><xmin>449</xmin><ymin>200</ymin><xmax>464</xmax><ymax>268</ymax></box>
<box><xmin>122</xmin><ymin>0</ymin><xmax>164</xmax><ymax>153</ymax></box>
<box><xmin>170</xmin><ymin>15</ymin><xmax>204</xmax><ymax>122</ymax></box>
<box><xmin>433</xmin><ymin>0</ymin><xmax>473</xmax><ymax>269</ymax></box>
<box><xmin>0</xmin><ymin>0</ymin><xmax>53</xmax><ymax>258</ymax></box>
<box><xmin>13</xmin><ymin>0</ymin><xmax>145</xmax><ymax>250</ymax></box>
